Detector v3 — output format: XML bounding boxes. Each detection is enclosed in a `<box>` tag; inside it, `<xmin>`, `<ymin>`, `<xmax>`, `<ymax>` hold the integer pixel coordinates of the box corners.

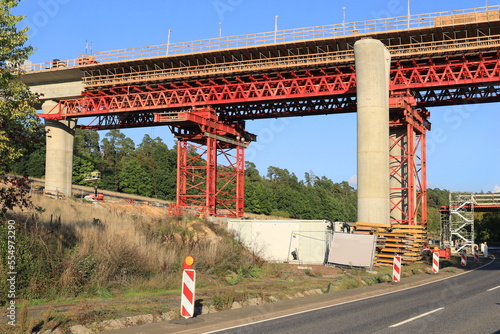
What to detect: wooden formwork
<box><xmin>353</xmin><ymin>222</ymin><xmax>427</xmax><ymax>266</ymax></box>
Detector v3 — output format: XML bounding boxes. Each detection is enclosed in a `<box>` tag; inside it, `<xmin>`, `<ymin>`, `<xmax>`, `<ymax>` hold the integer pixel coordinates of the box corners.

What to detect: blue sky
<box><xmin>14</xmin><ymin>0</ymin><xmax>500</xmax><ymax>193</ymax></box>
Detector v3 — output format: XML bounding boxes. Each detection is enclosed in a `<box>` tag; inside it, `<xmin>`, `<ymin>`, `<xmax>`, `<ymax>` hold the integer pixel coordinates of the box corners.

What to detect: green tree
<box><xmin>136</xmin><ymin>135</ymin><xmax>176</xmax><ymax>200</ymax></box>
<box><xmin>244</xmin><ymin>164</ymin><xmax>357</xmax><ymax>221</ymax></box>
<box><xmin>74</xmin><ymin>128</ymin><xmax>101</xmax><ymax>159</ymax></box>
<box><xmin>72</xmin><ymin>155</ymin><xmax>95</xmax><ymax>185</ymax></box>
<box><xmin>426</xmin><ymin>188</ymin><xmax>449</xmax><ymax>236</ymax></box>
<box><xmin>0</xmin><ymin>1</ymin><xmax>44</xmax><ymax>211</ymax></box>
<box><xmin>12</xmin><ymin>144</ymin><xmax>45</xmax><ymax>178</ymax></box>
<box><xmin>119</xmin><ymin>158</ymin><xmax>153</xmax><ymax>196</ymax></box>
<box><xmin>100</xmin><ymin>130</ymin><xmax>135</xmax><ymax>191</ymax></box>
<box><xmin>476</xmin><ymin>212</ymin><xmax>500</xmax><ymax>242</ymax></box>
<box><xmin>0</xmin><ymin>0</ymin><xmax>41</xmax><ymax>174</ymax></box>
<box><xmin>73</xmin><ymin>129</ymin><xmax>101</xmax><ymax>185</ymax></box>
<box><xmin>427</xmin><ymin>188</ymin><xmax>449</xmax><ymax>209</ymax></box>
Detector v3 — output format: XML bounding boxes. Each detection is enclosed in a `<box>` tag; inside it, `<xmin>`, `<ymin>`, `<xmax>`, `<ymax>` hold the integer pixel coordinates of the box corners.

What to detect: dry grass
<box><xmin>30</xmin><ymin>196</ymin><xmax>170</xmax><ymax>292</ymax></box>
<box><xmin>4</xmin><ymin>194</ymin><xmax>263</xmax><ymax>302</ymax></box>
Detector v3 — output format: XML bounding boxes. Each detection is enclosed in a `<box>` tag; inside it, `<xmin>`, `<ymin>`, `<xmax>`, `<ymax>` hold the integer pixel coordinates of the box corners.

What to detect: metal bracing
<box><xmin>389</xmin><ymin>95</ymin><xmax>430</xmax><ymax>226</ymax></box>
<box><xmin>448</xmin><ymin>192</ymin><xmax>475</xmax><ymax>252</ymax></box>
<box><xmin>176</xmin><ymin>138</ymin><xmax>246</xmax><ymax>217</ymax></box>
<box><xmin>79</xmin><ymin>34</ymin><xmax>500</xmax><ymax>88</ymax></box>
<box><xmin>75</xmin><ymin>82</ymin><xmax>500</xmax><ymax>129</ymax></box>
<box><xmin>28</xmin><ymin>9</ymin><xmax>500</xmax><ymax>220</ymax></box>
<box><xmin>440</xmin><ymin>209</ymin><xmax>451</xmax><ymax>248</ymax></box>
<box><xmin>172</xmin><ymin>108</ymin><xmax>251</xmax><ymax>217</ymax></box>
<box><xmin>441</xmin><ymin>193</ymin><xmax>500</xmax><ymax>248</ymax></box>
<box><xmin>414</xmin><ymin>85</ymin><xmax>500</xmax><ymax>107</ymax></box>
<box><xmin>473</xmin><ymin>193</ymin><xmax>500</xmax><ymax>209</ymax></box>
<box><xmin>40</xmin><ymin>52</ymin><xmax>500</xmax><ymax>121</ymax></box>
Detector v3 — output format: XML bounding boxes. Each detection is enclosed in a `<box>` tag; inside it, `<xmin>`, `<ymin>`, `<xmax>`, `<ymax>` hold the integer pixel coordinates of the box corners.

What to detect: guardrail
<box><xmin>20</xmin><ymin>5</ymin><xmax>500</xmax><ymax>73</ymax></box>
<box><xmin>81</xmin><ymin>34</ymin><xmax>500</xmax><ymax>88</ymax></box>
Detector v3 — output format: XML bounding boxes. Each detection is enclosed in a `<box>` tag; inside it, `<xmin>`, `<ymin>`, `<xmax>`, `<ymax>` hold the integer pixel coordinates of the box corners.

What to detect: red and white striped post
<box><xmin>432</xmin><ymin>251</ymin><xmax>439</xmax><ymax>274</ymax></box>
<box><xmin>474</xmin><ymin>246</ymin><xmax>479</xmax><ymax>263</ymax></box>
<box><xmin>181</xmin><ymin>256</ymin><xmax>196</xmax><ymax>319</ymax></box>
<box><xmin>461</xmin><ymin>249</ymin><xmax>467</xmax><ymax>267</ymax></box>
<box><xmin>393</xmin><ymin>255</ymin><xmax>402</xmax><ymax>282</ymax></box>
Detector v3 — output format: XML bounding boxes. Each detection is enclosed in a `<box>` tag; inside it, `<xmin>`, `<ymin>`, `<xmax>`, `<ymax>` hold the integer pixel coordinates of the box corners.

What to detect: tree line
<box><xmin>14</xmin><ymin>129</ymin><xmax>178</xmax><ymax>201</ymax></box>
<box><xmin>13</xmin><ymin>129</ymin><xmax>357</xmax><ymax>220</ymax></box>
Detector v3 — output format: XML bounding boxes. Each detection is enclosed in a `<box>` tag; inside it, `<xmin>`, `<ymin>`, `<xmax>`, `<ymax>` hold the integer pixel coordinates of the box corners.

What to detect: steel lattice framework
<box><xmin>158</xmin><ymin>108</ymin><xmax>252</xmax><ymax>217</ymax></box>
<box><xmin>389</xmin><ymin>95</ymin><xmax>430</xmax><ymax>225</ymax></box>
<box><xmin>42</xmin><ymin>52</ymin><xmax>500</xmax><ymax>120</ymax></box>
<box><xmin>175</xmin><ymin>140</ymin><xmax>245</xmax><ymax>217</ymax></box>
<box><xmin>38</xmin><ymin>53</ymin><xmax>500</xmax><ymax>218</ymax></box>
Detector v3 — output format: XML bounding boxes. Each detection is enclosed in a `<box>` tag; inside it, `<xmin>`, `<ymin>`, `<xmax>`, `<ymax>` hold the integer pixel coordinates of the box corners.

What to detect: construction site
<box><xmin>19</xmin><ymin>5</ymin><xmax>500</xmax><ymax>267</ymax></box>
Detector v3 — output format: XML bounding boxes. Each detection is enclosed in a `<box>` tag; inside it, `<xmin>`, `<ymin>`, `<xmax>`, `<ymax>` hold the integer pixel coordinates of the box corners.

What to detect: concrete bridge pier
<box><xmin>354</xmin><ymin>38</ymin><xmax>391</xmax><ymax>226</ymax></box>
<box><xmin>42</xmin><ymin>100</ymin><xmax>76</xmax><ymax>197</ymax></box>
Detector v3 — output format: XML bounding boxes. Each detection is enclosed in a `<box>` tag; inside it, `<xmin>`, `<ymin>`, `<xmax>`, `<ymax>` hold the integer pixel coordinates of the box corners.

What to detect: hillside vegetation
<box><xmin>0</xmin><ymin>195</ymin><xmax>262</xmax><ymax>305</ymax></box>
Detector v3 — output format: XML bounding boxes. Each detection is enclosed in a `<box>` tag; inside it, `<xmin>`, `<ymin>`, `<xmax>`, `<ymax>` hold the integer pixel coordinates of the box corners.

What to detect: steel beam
<box><xmin>39</xmin><ymin>52</ymin><xmax>500</xmax><ymax>121</ymax></box>
<box><xmin>389</xmin><ymin>95</ymin><xmax>429</xmax><ymax>226</ymax></box>
<box><xmin>173</xmin><ymin>108</ymin><xmax>251</xmax><ymax>217</ymax></box>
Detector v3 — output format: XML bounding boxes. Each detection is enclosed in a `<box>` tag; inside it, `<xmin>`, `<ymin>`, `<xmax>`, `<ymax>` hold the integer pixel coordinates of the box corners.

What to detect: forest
<box><xmin>12</xmin><ymin>128</ymin><xmax>500</xmax><ymax>240</ymax></box>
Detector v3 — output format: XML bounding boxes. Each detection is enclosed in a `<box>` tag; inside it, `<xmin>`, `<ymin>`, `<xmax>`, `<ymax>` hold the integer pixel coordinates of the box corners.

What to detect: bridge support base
<box><xmin>43</xmin><ymin>100</ymin><xmax>76</xmax><ymax>198</ymax></box>
<box><xmin>355</xmin><ymin>38</ymin><xmax>391</xmax><ymax>226</ymax></box>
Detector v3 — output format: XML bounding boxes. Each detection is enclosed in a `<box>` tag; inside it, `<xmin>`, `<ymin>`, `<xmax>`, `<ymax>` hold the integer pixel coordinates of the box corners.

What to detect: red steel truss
<box><xmin>76</xmin><ymin>85</ymin><xmax>500</xmax><ymax>130</ymax></box>
<box><xmin>36</xmin><ymin>52</ymin><xmax>500</xmax><ymax>219</ymax></box>
<box><xmin>389</xmin><ymin>94</ymin><xmax>430</xmax><ymax>225</ymax></box>
<box><xmin>40</xmin><ymin>52</ymin><xmax>500</xmax><ymax>120</ymax></box>
<box><xmin>163</xmin><ymin>108</ymin><xmax>252</xmax><ymax>217</ymax></box>
<box><xmin>176</xmin><ymin>140</ymin><xmax>245</xmax><ymax>217</ymax></box>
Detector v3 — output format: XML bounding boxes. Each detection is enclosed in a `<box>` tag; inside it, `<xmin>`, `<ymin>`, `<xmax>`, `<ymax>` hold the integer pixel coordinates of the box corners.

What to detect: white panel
<box><xmin>297</xmin><ymin>230</ymin><xmax>328</xmax><ymax>264</ymax></box>
<box><xmin>253</xmin><ymin>221</ymin><xmax>295</xmax><ymax>262</ymax></box>
<box><xmin>228</xmin><ymin>220</ymin><xmax>330</xmax><ymax>264</ymax></box>
<box><xmin>327</xmin><ymin>233</ymin><xmax>377</xmax><ymax>268</ymax></box>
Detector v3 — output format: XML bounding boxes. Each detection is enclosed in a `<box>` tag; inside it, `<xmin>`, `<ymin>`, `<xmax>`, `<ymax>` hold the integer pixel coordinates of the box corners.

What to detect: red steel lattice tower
<box><xmin>389</xmin><ymin>94</ymin><xmax>430</xmax><ymax>225</ymax></box>
<box><xmin>159</xmin><ymin>108</ymin><xmax>253</xmax><ymax>217</ymax></box>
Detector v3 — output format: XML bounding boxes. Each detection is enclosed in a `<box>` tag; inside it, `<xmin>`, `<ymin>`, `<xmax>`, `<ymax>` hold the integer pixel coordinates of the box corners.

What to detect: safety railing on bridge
<box><xmin>473</xmin><ymin>193</ymin><xmax>500</xmax><ymax>206</ymax></box>
<box><xmin>81</xmin><ymin>34</ymin><xmax>500</xmax><ymax>88</ymax></box>
<box><xmin>20</xmin><ymin>5</ymin><xmax>500</xmax><ymax>73</ymax></box>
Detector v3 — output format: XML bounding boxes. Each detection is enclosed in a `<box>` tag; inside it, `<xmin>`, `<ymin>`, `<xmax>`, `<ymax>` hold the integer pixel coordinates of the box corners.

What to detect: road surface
<box><xmin>102</xmin><ymin>247</ymin><xmax>499</xmax><ymax>333</ymax></box>
<box><xmin>212</xmin><ymin>248</ymin><xmax>500</xmax><ymax>333</ymax></box>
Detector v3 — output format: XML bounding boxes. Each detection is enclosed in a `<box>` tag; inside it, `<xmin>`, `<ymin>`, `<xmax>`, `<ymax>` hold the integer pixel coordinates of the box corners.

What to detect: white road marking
<box><xmin>487</xmin><ymin>285</ymin><xmax>500</xmax><ymax>292</ymax></box>
<box><xmin>205</xmin><ymin>256</ymin><xmax>496</xmax><ymax>334</ymax></box>
<box><xmin>389</xmin><ymin>307</ymin><xmax>444</xmax><ymax>328</ymax></box>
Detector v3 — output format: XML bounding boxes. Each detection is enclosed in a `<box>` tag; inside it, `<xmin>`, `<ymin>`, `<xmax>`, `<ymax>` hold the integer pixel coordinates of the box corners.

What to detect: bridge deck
<box><xmin>441</xmin><ymin>193</ymin><xmax>500</xmax><ymax>212</ymax></box>
<box><xmin>21</xmin><ymin>5</ymin><xmax>500</xmax><ymax>90</ymax></box>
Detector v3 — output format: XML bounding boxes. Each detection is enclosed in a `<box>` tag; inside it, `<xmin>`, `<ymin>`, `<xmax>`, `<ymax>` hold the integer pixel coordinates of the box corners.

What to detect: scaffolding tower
<box><xmin>84</xmin><ymin>171</ymin><xmax>101</xmax><ymax>198</ymax></box>
<box><xmin>441</xmin><ymin>192</ymin><xmax>474</xmax><ymax>252</ymax></box>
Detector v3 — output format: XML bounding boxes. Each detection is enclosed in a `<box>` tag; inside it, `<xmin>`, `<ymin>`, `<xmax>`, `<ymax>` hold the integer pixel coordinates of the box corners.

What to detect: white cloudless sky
<box><xmin>14</xmin><ymin>0</ymin><xmax>500</xmax><ymax>193</ymax></box>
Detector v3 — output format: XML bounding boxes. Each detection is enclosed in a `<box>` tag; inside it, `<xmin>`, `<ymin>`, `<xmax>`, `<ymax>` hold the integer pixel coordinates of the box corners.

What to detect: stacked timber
<box><xmin>353</xmin><ymin>222</ymin><xmax>427</xmax><ymax>266</ymax></box>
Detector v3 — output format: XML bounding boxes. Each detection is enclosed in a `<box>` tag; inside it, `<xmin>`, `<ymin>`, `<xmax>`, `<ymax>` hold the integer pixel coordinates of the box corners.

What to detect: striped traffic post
<box><xmin>393</xmin><ymin>255</ymin><xmax>401</xmax><ymax>282</ymax></box>
<box><xmin>461</xmin><ymin>249</ymin><xmax>467</xmax><ymax>266</ymax></box>
<box><xmin>181</xmin><ymin>256</ymin><xmax>196</xmax><ymax>319</ymax></box>
<box><xmin>474</xmin><ymin>246</ymin><xmax>479</xmax><ymax>263</ymax></box>
<box><xmin>432</xmin><ymin>251</ymin><xmax>439</xmax><ymax>274</ymax></box>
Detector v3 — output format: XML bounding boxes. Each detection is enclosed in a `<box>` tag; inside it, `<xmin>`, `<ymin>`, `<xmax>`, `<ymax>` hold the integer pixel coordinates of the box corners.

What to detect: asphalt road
<box><xmin>102</xmin><ymin>248</ymin><xmax>499</xmax><ymax>334</ymax></box>
<box><xmin>212</xmin><ymin>248</ymin><xmax>500</xmax><ymax>334</ymax></box>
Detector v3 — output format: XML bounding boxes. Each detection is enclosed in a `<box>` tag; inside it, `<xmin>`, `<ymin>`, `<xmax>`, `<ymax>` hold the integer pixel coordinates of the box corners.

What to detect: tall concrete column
<box><xmin>43</xmin><ymin>100</ymin><xmax>76</xmax><ymax>197</ymax></box>
<box><xmin>355</xmin><ymin>38</ymin><xmax>391</xmax><ymax>225</ymax></box>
